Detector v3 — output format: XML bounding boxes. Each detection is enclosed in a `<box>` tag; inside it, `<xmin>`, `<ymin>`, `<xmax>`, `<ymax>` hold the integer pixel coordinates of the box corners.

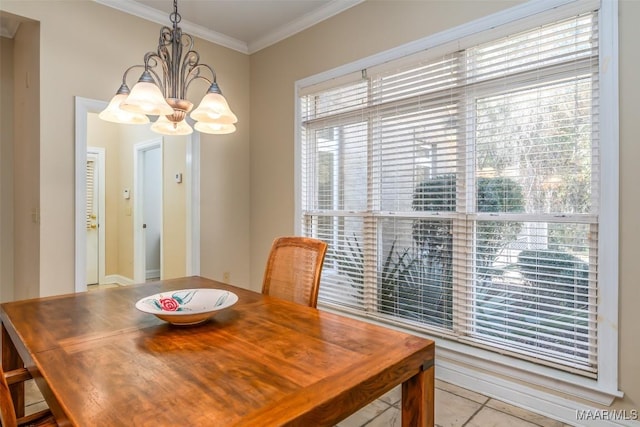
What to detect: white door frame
<box><xmin>133</xmin><ymin>139</ymin><xmax>163</xmax><ymax>284</ymax></box>
<box><xmin>86</xmin><ymin>147</ymin><xmax>106</xmax><ymax>285</ymax></box>
<box><xmin>74</xmin><ymin>96</ymin><xmax>201</xmax><ymax>292</ymax></box>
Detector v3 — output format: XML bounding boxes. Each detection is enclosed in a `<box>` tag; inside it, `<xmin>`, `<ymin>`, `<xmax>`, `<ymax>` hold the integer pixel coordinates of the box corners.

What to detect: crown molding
<box><xmin>94</xmin><ymin>0</ymin><xmax>364</xmax><ymax>55</ymax></box>
<box><xmin>0</xmin><ymin>15</ymin><xmax>21</xmax><ymax>39</ymax></box>
<box><xmin>247</xmin><ymin>0</ymin><xmax>364</xmax><ymax>54</ymax></box>
<box><xmin>94</xmin><ymin>0</ymin><xmax>249</xmax><ymax>54</ymax></box>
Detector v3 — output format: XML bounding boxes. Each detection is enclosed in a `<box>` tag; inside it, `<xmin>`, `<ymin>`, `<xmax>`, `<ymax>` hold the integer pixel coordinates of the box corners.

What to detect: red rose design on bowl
<box><xmin>159</xmin><ymin>297</ymin><xmax>180</xmax><ymax>311</ymax></box>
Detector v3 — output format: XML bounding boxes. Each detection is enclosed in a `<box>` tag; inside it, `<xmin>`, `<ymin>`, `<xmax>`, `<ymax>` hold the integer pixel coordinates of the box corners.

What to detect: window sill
<box><xmin>436</xmin><ymin>338</ymin><xmax>623</xmax><ymax>406</ymax></box>
<box><xmin>319</xmin><ymin>304</ymin><xmax>622</xmax><ymax>407</ymax></box>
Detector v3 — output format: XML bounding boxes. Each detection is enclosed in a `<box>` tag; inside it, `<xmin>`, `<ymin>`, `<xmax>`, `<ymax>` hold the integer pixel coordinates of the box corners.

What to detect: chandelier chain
<box><xmin>170</xmin><ymin>0</ymin><xmax>181</xmax><ymax>25</ymax></box>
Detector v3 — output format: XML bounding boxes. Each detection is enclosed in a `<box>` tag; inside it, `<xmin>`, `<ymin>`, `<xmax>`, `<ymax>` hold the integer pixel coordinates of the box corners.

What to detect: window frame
<box><xmin>294</xmin><ymin>0</ymin><xmax>620</xmax><ymax>404</ymax></box>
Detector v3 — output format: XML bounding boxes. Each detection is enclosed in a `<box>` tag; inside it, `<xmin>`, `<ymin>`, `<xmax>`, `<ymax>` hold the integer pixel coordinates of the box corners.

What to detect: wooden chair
<box><xmin>262</xmin><ymin>236</ymin><xmax>328</xmax><ymax>308</ymax></box>
<box><xmin>0</xmin><ymin>366</ymin><xmax>56</xmax><ymax>427</ymax></box>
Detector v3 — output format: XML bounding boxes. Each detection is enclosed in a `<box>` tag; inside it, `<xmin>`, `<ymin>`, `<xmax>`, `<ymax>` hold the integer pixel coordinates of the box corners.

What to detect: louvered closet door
<box><xmin>86</xmin><ymin>156</ymin><xmax>99</xmax><ymax>285</ymax></box>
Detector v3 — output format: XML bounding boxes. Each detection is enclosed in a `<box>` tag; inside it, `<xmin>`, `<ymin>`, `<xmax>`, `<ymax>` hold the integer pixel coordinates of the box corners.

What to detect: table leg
<box><xmin>401</xmin><ymin>360</ymin><xmax>435</xmax><ymax>427</ymax></box>
<box><xmin>1</xmin><ymin>322</ymin><xmax>25</xmax><ymax>419</ymax></box>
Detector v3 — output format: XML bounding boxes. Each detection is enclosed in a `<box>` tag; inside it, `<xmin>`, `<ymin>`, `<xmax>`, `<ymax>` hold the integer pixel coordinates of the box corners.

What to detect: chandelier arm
<box><xmin>181</xmin><ymin>33</ymin><xmax>195</xmax><ymax>54</ymax></box>
<box><xmin>143</xmin><ymin>52</ymin><xmax>168</xmax><ymax>95</ymax></box>
<box><xmin>181</xmin><ymin>52</ymin><xmax>206</xmax><ymax>94</ymax></box>
<box><xmin>156</xmin><ymin>45</ymin><xmax>173</xmax><ymax>97</ymax></box>
<box><xmin>181</xmin><ymin>50</ymin><xmax>200</xmax><ymax>82</ymax></box>
<box><xmin>183</xmin><ymin>62</ymin><xmax>216</xmax><ymax>94</ymax></box>
<box><xmin>159</xmin><ymin>26</ymin><xmax>173</xmax><ymax>47</ymax></box>
<box><xmin>179</xmin><ymin>34</ymin><xmax>195</xmax><ymax>98</ymax></box>
<box><xmin>121</xmin><ymin>65</ymin><xmax>146</xmax><ymax>85</ymax></box>
<box><xmin>184</xmin><ymin>75</ymin><xmax>214</xmax><ymax>96</ymax></box>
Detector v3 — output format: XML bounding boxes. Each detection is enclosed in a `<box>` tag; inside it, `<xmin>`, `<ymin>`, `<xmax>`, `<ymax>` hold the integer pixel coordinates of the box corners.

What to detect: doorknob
<box><xmin>90</xmin><ymin>224</ymin><xmax>97</xmax><ymax>229</ymax></box>
<box><xmin>90</xmin><ymin>214</ymin><xmax>97</xmax><ymax>219</ymax></box>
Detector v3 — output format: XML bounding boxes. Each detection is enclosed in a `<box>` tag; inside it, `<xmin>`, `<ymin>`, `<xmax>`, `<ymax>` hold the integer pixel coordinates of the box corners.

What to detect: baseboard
<box><xmin>437</xmin><ymin>360</ymin><xmax>640</xmax><ymax>427</ymax></box>
<box><xmin>146</xmin><ymin>269</ymin><xmax>160</xmax><ymax>280</ymax></box>
<box><xmin>103</xmin><ymin>274</ymin><xmax>135</xmax><ymax>286</ymax></box>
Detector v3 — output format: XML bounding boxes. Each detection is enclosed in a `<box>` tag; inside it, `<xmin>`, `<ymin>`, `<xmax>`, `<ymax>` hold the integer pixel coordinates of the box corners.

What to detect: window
<box><xmin>297</xmin><ymin>0</ymin><xmax>618</xmax><ymax>399</ymax></box>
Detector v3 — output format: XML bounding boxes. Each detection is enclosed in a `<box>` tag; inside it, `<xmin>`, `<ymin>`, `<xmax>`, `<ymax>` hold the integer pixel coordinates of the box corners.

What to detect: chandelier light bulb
<box><xmin>151</xmin><ymin>115</ymin><xmax>194</xmax><ymax>135</ymax></box>
<box><xmin>121</xmin><ymin>72</ymin><xmax>174</xmax><ymax>116</ymax></box>
<box><xmin>99</xmin><ymin>93</ymin><xmax>150</xmax><ymax>124</ymax></box>
<box><xmin>191</xmin><ymin>93</ymin><xmax>236</xmax><ymax>124</ymax></box>
<box><xmin>194</xmin><ymin>121</ymin><xmax>236</xmax><ymax>135</ymax></box>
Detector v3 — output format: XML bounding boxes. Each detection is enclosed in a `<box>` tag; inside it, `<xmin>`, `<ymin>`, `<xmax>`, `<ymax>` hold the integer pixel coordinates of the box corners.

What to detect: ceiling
<box><xmin>95</xmin><ymin>0</ymin><xmax>364</xmax><ymax>54</ymax></box>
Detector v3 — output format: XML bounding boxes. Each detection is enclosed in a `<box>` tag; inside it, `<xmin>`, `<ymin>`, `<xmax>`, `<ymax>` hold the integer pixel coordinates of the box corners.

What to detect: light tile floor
<box><xmin>335</xmin><ymin>379</ymin><xmax>573</xmax><ymax>427</ymax></box>
<box><xmin>25</xmin><ymin>377</ymin><xmax>572</xmax><ymax>426</ymax></box>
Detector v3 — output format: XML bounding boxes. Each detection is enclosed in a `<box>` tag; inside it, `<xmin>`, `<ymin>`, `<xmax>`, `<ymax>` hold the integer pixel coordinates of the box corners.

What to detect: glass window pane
<box><xmin>316</xmin><ymin>216</ymin><xmax>365</xmax><ymax>310</ymax></box>
<box><xmin>314</xmin><ymin>123</ymin><xmax>368</xmax><ymax>212</ymax></box>
<box><xmin>379</xmin><ymin>217</ymin><xmax>453</xmax><ymax>329</ymax></box>
<box><xmin>376</xmin><ymin>103</ymin><xmax>459</xmax><ymax>212</ymax></box>
<box><xmin>474</xmin><ymin>221</ymin><xmax>595</xmax><ymax>367</ymax></box>
<box><xmin>475</xmin><ymin>77</ymin><xmax>593</xmax><ymax>214</ymax></box>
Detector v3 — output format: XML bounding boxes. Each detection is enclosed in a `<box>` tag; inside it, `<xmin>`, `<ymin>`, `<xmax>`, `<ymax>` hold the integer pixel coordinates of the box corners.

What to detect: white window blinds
<box><xmin>300</xmin><ymin>11</ymin><xmax>600</xmax><ymax>374</ymax></box>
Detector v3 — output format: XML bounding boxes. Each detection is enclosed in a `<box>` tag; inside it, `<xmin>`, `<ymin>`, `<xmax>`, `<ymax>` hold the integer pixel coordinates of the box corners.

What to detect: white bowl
<box><xmin>135</xmin><ymin>288</ymin><xmax>238</xmax><ymax>325</ymax></box>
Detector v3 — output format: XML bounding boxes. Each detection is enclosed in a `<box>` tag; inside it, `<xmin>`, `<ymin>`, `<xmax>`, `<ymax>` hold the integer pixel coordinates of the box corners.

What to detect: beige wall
<box><xmin>162</xmin><ymin>135</ymin><xmax>188</xmax><ymax>280</ymax></box>
<box><xmin>0</xmin><ymin>36</ymin><xmax>14</xmax><ymax>301</ymax></box>
<box><xmin>0</xmin><ymin>0</ymin><xmax>251</xmax><ymax>296</ymax></box>
<box><xmin>249</xmin><ymin>0</ymin><xmax>639</xmax><ymax>415</ymax></box>
<box><xmin>9</xmin><ymin>20</ymin><xmax>39</xmax><ymax>301</ymax></box>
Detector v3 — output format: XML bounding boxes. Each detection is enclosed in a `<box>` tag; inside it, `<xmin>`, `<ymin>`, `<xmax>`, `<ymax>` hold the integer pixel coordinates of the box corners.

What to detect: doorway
<box><xmin>86</xmin><ymin>148</ymin><xmax>106</xmax><ymax>286</ymax></box>
<box><xmin>134</xmin><ymin>140</ymin><xmax>162</xmax><ymax>283</ymax></box>
<box><xmin>74</xmin><ymin>97</ymin><xmax>201</xmax><ymax>293</ymax></box>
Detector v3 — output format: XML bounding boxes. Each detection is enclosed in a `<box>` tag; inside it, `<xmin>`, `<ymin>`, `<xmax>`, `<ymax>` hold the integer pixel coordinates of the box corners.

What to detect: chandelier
<box><xmin>99</xmin><ymin>0</ymin><xmax>237</xmax><ymax>135</ymax></box>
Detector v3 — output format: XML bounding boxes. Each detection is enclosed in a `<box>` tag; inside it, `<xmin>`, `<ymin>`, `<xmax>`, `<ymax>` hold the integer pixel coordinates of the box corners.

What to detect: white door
<box><xmin>134</xmin><ymin>139</ymin><xmax>163</xmax><ymax>283</ymax></box>
<box><xmin>86</xmin><ymin>156</ymin><xmax>99</xmax><ymax>285</ymax></box>
<box><xmin>143</xmin><ymin>147</ymin><xmax>162</xmax><ymax>280</ymax></box>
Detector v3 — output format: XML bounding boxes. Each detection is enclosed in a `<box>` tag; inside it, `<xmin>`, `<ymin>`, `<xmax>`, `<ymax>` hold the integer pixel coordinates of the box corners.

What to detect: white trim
<box><xmin>103</xmin><ymin>274</ymin><xmax>135</xmax><ymax>286</ymax></box>
<box><xmin>293</xmin><ymin>85</ymin><xmax>302</xmax><ymax>236</ymax></box>
<box><xmin>186</xmin><ymin>133</ymin><xmax>201</xmax><ymax>276</ymax></box>
<box><xmin>94</xmin><ymin>0</ymin><xmax>247</xmax><ymax>54</ymax></box>
<box><xmin>437</xmin><ymin>341</ymin><xmax>622</xmax><ymax>405</ymax></box>
<box><xmin>247</xmin><ymin>0</ymin><xmax>364</xmax><ymax>54</ymax></box>
<box><xmin>94</xmin><ymin>0</ymin><xmax>363</xmax><ymax>55</ymax></box>
<box><xmin>0</xmin><ymin>18</ymin><xmax>19</xmax><ymax>38</ymax></box>
<box><xmin>145</xmin><ymin>268</ymin><xmax>160</xmax><ymax>280</ymax></box>
<box><xmin>75</xmin><ymin>97</ymin><xmax>109</xmax><ymax>293</ymax></box>
<box><xmin>437</xmin><ymin>360</ymin><xmax>640</xmax><ymax>427</ymax></box>
<box><xmin>299</xmin><ymin>0</ymin><xmax>620</xmax><ymax>406</ymax></box>
<box><xmin>595</xmin><ymin>0</ymin><xmax>619</xmax><ymax>395</ymax></box>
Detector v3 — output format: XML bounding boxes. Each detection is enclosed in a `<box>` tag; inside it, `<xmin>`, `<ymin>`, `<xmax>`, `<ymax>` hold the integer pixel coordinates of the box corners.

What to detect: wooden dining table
<box><xmin>1</xmin><ymin>276</ymin><xmax>435</xmax><ymax>426</ymax></box>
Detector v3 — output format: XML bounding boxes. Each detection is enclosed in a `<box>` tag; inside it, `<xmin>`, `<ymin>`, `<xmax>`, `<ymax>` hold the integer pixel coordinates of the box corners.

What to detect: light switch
<box><xmin>175</xmin><ymin>173</ymin><xmax>182</xmax><ymax>183</ymax></box>
<box><xmin>123</xmin><ymin>188</ymin><xmax>130</xmax><ymax>199</ymax></box>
